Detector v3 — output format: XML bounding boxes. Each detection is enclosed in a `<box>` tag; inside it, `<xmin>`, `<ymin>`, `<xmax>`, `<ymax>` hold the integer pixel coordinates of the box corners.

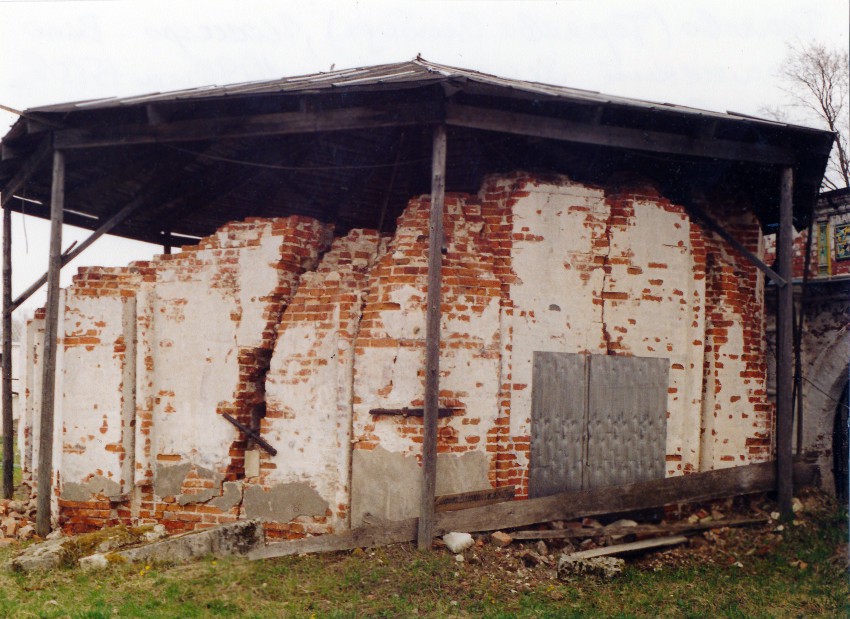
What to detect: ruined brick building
<box><xmin>765</xmin><ymin>186</ymin><xmax>850</xmax><ymax>499</ymax></box>
<box><xmin>0</xmin><ymin>60</ymin><xmax>835</xmax><ymax>537</ymax></box>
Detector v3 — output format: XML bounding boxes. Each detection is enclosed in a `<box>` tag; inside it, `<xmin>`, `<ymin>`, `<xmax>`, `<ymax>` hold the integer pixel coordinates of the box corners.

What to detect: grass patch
<box><xmin>0</xmin><ymin>499</ymin><xmax>846</xmax><ymax>618</ymax></box>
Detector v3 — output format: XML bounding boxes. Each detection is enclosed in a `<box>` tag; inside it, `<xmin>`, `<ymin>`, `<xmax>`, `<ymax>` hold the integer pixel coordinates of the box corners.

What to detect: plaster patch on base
<box><xmin>153</xmin><ymin>463</ymin><xmax>192</xmax><ymax>498</ymax></box>
<box><xmin>61</xmin><ymin>475</ymin><xmax>122</xmax><ymax>502</ymax></box>
<box><xmin>350</xmin><ymin>446</ymin><xmax>491</xmax><ymax>526</ymax></box>
<box><xmin>176</xmin><ymin>466</ymin><xmax>225</xmax><ymax>506</ymax></box>
<box><xmin>242</xmin><ymin>482</ymin><xmax>329</xmax><ymax>522</ymax></box>
<box><xmin>209</xmin><ymin>481</ymin><xmax>243</xmax><ymax>512</ymax></box>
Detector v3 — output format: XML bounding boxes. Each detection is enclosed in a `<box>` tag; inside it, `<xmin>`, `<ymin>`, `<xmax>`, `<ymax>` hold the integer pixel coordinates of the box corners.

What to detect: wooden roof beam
<box><xmin>445</xmin><ymin>103</ymin><xmax>800</xmax><ymax>166</ymax></box>
<box><xmin>53</xmin><ymin>102</ymin><xmax>441</xmax><ymax>150</ymax></box>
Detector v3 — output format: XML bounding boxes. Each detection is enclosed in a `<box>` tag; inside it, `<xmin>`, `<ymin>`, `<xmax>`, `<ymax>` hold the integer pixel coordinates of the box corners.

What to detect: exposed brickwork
<box><xmin>697</xmin><ymin>208</ymin><xmax>772</xmax><ymax>467</ymax></box>
<box><xmin>351</xmin><ymin>190</ymin><xmax>506</xmax><ymax>511</ymax></box>
<box><xmin>56</xmin><ymin>217</ymin><xmax>333</xmax><ymax>534</ymax></box>
<box><xmin>262</xmin><ymin>228</ymin><xmax>384</xmax><ymax>535</ymax></box>
<box><xmin>21</xmin><ymin>173</ymin><xmax>777</xmax><ymax>537</ymax></box>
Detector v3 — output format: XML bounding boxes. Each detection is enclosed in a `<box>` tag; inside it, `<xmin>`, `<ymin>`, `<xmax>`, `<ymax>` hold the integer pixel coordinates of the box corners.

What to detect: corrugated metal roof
<box><xmin>26</xmin><ymin>57</ymin><xmax>816</xmax><ymax>133</ymax></box>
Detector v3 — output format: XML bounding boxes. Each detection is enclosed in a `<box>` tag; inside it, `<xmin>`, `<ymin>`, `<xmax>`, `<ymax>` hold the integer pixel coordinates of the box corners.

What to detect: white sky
<box><xmin>0</xmin><ymin>0</ymin><xmax>848</xmax><ymax>314</ymax></box>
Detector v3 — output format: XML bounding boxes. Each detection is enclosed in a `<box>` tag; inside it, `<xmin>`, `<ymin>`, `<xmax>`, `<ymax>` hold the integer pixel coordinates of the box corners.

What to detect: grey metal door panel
<box><xmin>529</xmin><ymin>352</ymin><xmax>668</xmax><ymax>497</ymax></box>
<box><xmin>586</xmin><ymin>355</ymin><xmax>669</xmax><ymax>489</ymax></box>
<box><xmin>529</xmin><ymin>352</ymin><xmax>586</xmax><ymax>498</ymax></box>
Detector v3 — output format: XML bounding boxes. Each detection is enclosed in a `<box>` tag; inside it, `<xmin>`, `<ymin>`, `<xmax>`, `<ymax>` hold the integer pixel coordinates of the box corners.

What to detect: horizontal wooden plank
<box><xmin>445</xmin><ymin>103</ymin><xmax>797</xmax><ymax>166</ymax></box>
<box><xmin>434</xmin><ymin>461</ymin><xmax>816</xmax><ymax>535</ymax></box>
<box><xmin>564</xmin><ymin>535</ymin><xmax>688</xmax><ymax>560</ymax></box>
<box><xmin>53</xmin><ymin>103</ymin><xmax>440</xmax><ymax>149</ymax></box>
<box><xmin>509</xmin><ymin>516</ymin><xmax>769</xmax><ymax>541</ymax></box>
<box><xmin>435</xmin><ymin>486</ymin><xmax>515</xmax><ymax>512</ymax></box>
<box><xmin>248</xmin><ymin>518</ymin><xmax>418</xmax><ymax>560</ymax></box>
<box><xmin>249</xmin><ymin>462</ymin><xmax>815</xmax><ymax>560</ymax></box>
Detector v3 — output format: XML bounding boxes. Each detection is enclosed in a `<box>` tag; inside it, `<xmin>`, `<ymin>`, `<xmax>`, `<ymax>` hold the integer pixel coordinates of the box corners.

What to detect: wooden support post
<box><xmin>36</xmin><ymin>150</ymin><xmax>65</xmax><ymax>537</ymax></box>
<box><xmin>794</xmin><ymin>215</ymin><xmax>815</xmax><ymax>455</ymax></box>
<box><xmin>2</xmin><ymin>204</ymin><xmax>13</xmax><ymax>499</ymax></box>
<box><xmin>418</xmin><ymin>124</ymin><xmax>447</xmax><ymax>550</ymax></box>
<box><xmin>776</xmin><ymin>166</ymin><xmax>794</xmax><ymax>520</ymax></box>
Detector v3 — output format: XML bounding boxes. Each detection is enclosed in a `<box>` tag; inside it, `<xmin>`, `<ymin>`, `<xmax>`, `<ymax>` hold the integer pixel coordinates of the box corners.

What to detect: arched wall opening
<box><xmin>802</xmin><ymin>324</ymin><xmax>850</xmax><ymax>495</ymax></box>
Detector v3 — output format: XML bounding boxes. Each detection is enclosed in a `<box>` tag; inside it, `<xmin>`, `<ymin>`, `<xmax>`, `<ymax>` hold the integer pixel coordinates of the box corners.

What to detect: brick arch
<box><xmin>803</xmin><ymin>324</ymin><xmax>850</xmax><ymax>494</ymax></box>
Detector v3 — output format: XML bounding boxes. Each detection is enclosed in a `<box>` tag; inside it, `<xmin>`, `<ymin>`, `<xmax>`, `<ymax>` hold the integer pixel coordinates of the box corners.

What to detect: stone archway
<box><xmin>802</xmin><ymin>324</ymin><xmax>850</xmax><ymax>495</ymax></box>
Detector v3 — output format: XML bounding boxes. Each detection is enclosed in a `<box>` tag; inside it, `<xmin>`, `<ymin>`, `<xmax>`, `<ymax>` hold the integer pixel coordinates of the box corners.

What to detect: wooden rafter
<box><xmin>52</xmin><ymin>103</ymin><xmax>440</xmax><ymax>150</ymax></box>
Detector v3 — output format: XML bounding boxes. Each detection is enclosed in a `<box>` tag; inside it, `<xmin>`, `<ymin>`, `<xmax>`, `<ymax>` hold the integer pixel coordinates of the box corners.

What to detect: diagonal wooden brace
<box><xmin>222</xmin><ymin>412</ymin><xmax>278</xmax><ymax>457</ymax></box>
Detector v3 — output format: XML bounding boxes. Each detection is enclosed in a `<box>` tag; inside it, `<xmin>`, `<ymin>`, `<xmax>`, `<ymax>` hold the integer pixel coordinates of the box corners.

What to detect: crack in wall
<box><xmin>600</xmin><ymin>197</ymin><xmax>616</xmax><ymax>355</ymax></box>
<box><xmin>221</xmin><ymin>223</ymin><xmax>333</xmax><ymax>483</ymax></box>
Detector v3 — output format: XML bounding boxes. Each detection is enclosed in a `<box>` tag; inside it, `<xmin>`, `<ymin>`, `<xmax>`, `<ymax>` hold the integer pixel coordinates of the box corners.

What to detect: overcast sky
<box><xmin>1</xmin><ymin>0</ymin><xmax>848</xmax><ymax>314</ymax></box>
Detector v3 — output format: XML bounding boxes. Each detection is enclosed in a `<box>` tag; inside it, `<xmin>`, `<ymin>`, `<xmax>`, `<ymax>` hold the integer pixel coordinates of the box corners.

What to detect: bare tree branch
<box><xmin>776</xmin><ymin>42</ymin><xmax>849</xmax><ymax>188</ymax></box>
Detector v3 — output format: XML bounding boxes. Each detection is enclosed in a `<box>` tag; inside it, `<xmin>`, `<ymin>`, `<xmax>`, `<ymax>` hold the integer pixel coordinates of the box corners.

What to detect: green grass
<box><xmin>0</xmin><ymin>502</ymin><xmax>846</xmax><ymax>618</ymax></box>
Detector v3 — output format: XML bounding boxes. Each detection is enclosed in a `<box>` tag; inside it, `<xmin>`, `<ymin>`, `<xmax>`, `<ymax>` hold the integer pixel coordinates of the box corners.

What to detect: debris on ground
<box><xmin>7</xmin><ymin>524</ymin><xmax>166</xmax><ymax>572</ymax></box>
<box><xmin>558</xmin><ymin>555</ymin><xmax>625</xmax><ymax>581</ymax></box>
<box><xmin>442</xmin><ymin>532</ymin><xmax>474</xmax><ymax>553</ymax></box>
<box><xmin>432</xmin><ymin>488</ymin><xmax>845</xmax><ymax>584</ymax></box>
<box><xmin>7</xmin><ymin>520</ymin><xmax>261</xmax><ymax>572</ymax></box>
<box><xmin>0</xmin><ymin>497</ymin><xmax>37</xmax><ymax>543</ymax></box>
<box><xmin>490</xmin><ymin>531</ymin><xmax>513</xmax><ymax>547</ymax></box>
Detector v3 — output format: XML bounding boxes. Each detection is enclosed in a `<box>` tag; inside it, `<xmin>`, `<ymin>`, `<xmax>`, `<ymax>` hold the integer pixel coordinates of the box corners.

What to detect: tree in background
<box><xmin>766</xmin><ymin>42</ymin><xmax>849</xmax><ymax>190</ymax></box>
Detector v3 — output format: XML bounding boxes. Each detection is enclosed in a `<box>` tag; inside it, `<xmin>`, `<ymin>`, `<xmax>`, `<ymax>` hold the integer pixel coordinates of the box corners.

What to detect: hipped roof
<box><xmin>0</xmin><ymin>58</ymin><xmax>836</xmax><ymax>244</ymax></box>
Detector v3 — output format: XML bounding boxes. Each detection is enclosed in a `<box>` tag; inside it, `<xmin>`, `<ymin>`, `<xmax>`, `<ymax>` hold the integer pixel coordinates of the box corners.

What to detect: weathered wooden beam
<box><xmin>445</xmin><ymin>103</ymin><xmax>798</xmax><ymax>166</ymax></box>
<box><xmin>249</xmin><ymin>462</ymin><xmax>817</xmax><ymax>560</ymax></box>
<box><xmin>434</xmin><ymin>461</ymin><xmax>817</xmax><ymax>535</ymax></box>
<box><xmin>0</xmin><ymin>137</ymin><xmax>51</xmax><ymax>208</ymax></box>
<box><xmin>508</xmin><ymin>516</ymin><xmax>769</xmax><ymax>540</ymax></box>
<box><xmin>435</xmin><ymin>486</ymin><xmax>515</xmax><ymax>512</ymax></box>
<box><xmin>564</xmin><ymin>535</ymin><xmax>688</xmax><ymax>560</ymax></box>
<box><xmin>418</xmin><ymin>124</ymin><xmax>447</xmax><ymax>550</ymax></box>
<box><xmin>53</xmin><ymin>103</ymin><xmax>439</xmax><ymax>150</ymax></box>
<box><xmin>9</xmin><ymin>148</ymin><xmax>214</xmax><ymax>312</ymax></box>
<box><xmin>36</xmin><ymin>150</ymin><xmax>65</xmax><ymax>537</ymax></box>
<box><xmin>776</xmin><ymin>167</ymin><xmax>795</xmax><ymax>520</ymax></box>
<box><xmin>684</xmin><ymin>204</ymin><xmax>786</xmax><ymax>287</ymax></box>
<box><xmin>2</xmin><ymin>204</ymin><xmax>12</xmax><ymax>498</ymax></box>
<box><xmin>249</xmin><ymin>517</ymin><xmax>419</xmax><ymax>560</ymax></box>
<box><xmin>10</xmin><ymin>192</ymin><xmax>148</xmax><ymax>313</ymax></box>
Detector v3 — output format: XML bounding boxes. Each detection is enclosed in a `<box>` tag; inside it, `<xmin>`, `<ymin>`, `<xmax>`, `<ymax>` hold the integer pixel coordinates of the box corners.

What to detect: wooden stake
<box><xmin>36</xmin><ymin>150</ymin><xmax>65</xmax><ymax>537</ymax></box>
<box><xmin>776</xmin><ymin>166</ymin><xmax>794</xmax><ymax>520</ymax></box>
<box><xmin>2</xmin><ymin>205</ymin><xmax>12</xmax><ymax>499</ymax></box>
<box><xmin>418</xmin><ymin>124</ymin><xmax>447</xmax><ymax>550</ymax></box>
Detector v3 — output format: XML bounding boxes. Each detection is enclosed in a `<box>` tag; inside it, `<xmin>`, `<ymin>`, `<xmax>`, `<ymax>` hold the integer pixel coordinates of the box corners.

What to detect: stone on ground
<box><xmin>79</xmin><ymin>553</ymin><xmax>110</xmax><ymax>571</ymax></box>
<box><xmin>490</xmin><ymin>531</ymin><xmax>513</xmax><ymax>548</ymax></box>
<box><xmin>116</xmin><ymin>520</ymin><xmax>262</xmax><ymax>564</ymax></box>
<box><xmin>7</xmin><ymin>538</ymin><xmax>69</xmax><ymax>572</ymax></box>
<box><xmin>443</xmin><ymin>532</ymin><xmax>474</xmax><ymax>553</ymax></box>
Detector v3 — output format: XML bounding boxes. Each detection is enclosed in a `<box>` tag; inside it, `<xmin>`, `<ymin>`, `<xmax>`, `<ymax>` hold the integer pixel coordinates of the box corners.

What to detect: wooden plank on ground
<box><xmin>249</xmin><ymin>462</ymin><xmax>816</xmax><ymax>561</ymax></box>
<box><xmin>435</xmin><ymin>486</ymin><xmax>515</xmax><ymax>512</ymax></box>
<box><xmin>248</xmin><ymin>518</ymin><xmax>418</xmax><ymax>561</ymax></box>
<box><xmin>564</xmin><ymin>535</ymin><xmax>688</xmax><ymax>560</ymax></box>
<box><xmin>509</xmin><ymin>516</ymin><xmax>769</xmax><ymax>540</ymax></box>
<box><xmin>434</xmin><ymin>461</ymin><xmax>816</xmax><ymax>535</ymax></box>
